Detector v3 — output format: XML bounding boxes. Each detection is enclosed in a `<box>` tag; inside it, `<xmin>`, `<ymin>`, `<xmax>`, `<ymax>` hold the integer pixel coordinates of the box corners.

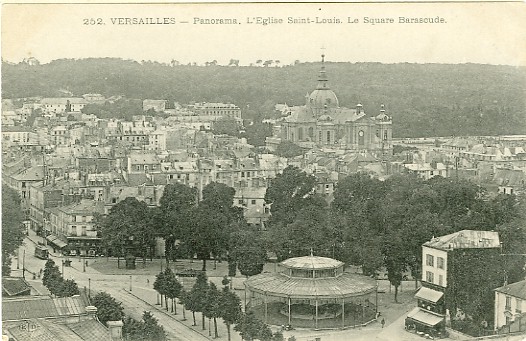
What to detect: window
<box><xmin>438</xmin><ymin>274</ymin><xmax>443</xmax><ymax>286</ymax></box>
<box><xmin>81</xmin><ymin>226</ymin><xmax>87</xmax><ymax>236</ymax></box>
<box><xmin>516</xmin><ymin>299</ymin><xmax>522</xmax><ymax>313</ymax></box>
<box><xmin>426</xmin><ymin>254</ymin><xmax>434</xmax><ymax>267</ymax></box>
<box><xmin>238</xmin><ymin>199</ymin><xmax>243</xmax><ymax>204</ymax></box>
<box><xmin>426</xmin><ymin>271</ymin><xmax>434</xmax><ymax>283</ymax></box>
<box><xmin>505</xmin><ymin>296</ymin><xmax>512</xmax><ymax>310</ymax></box>
<box><xmin>326</xmin><ymin>131</ymin><xmax>331</xmax><ymax>143</ymax></box>
<box><xmin>251</xmin><ymin>199</ymin><xmax>256</xmax><ymax>205</ymax></box>
<box><xmin>82</xmin><ymin>216</ymin><xmax>86</xmax><ymax>222</ymax></box>
<box><xmin>71</xmin><ymin>226</ymin><xmax>77</xmax><ymax>236</ymax></box>
<box><xmin>437</xmin><ymin>257</ymin><xmax>445</xmax><ymax>269</ymax></box>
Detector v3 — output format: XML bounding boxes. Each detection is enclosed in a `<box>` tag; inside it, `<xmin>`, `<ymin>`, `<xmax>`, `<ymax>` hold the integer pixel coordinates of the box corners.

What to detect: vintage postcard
<box><xmin>2</xmin><ymin>2</ymin><xmax>526</xmax><ymax>341</ymax></box>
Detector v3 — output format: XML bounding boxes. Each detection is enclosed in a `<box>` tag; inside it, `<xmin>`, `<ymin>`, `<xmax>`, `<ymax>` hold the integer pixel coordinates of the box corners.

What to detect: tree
<box><xmin>220</xmin><ymin>286</ymin><xmax>242</xmax><ymax>341</ymax></box>
<box><xmin>274</xmin><ymin>141</ymin><xmax>304</xmax><ymax>158</ymax></box>
<box><xmin>164</xmin><ymin>268</ymin><xmax>183</xmax><ymax>314</ymax></box>
<box><xmin>231</xmin><ymin>225</ymin><xmax>266</xmax><ymax>277</ymax></box>
<box><xmin>42</xmin><ymin>259</ymin><xmax>63</xmax><ymax>295</ymax></box>
<box><xmin>58</xmin><ymin>279</ymin><xmax>80</xmax><ymax>297</ymax></box>
<box><xmin>101</xmin><ymin>197</ymin><xmax>156</xmax><ymax>266</ymax></box>
<box><xmin>187</xmin><ymin>271</ymin><xmax>209</xmax><ymax>329</ymax></box>
<box><xmin>141</xmin><ymin>311</ymin><xmax>167</xmax><ymax>341</ymax></box>
<box><xmin>123</xmin><ymin>311</ymin><xmax>166</xmax><ymax>341</ymax></box>
<box><xmin>2</xmin><ymin>187</ymin><xmax>25</xmax><ymax>276</ymax></box>
<box><xmin>185</xmin><ymin>182</ymin><xmax>241</xmax><ymax>270</ymax></box>
<box><xmin>446</xmin><ymin>248</ymin><xmax>506</xmax><ymax>333</ymax></box>
<box><xmin>153</xmin><ymin>270</ymin><xmax>167</xmax><ymax>309</ymax></box>
<box><xmin>234</xmin><ymin>310</ymin><xmax>273</xmax><ymax>341</ymax></box>
<box><xmin>157</xmin><ymin>183</ymin><xmax>197</xmax><ymax>264</ymax></box>
<box><xmin>204</xmin><ymin>282</ymin><xmax>222</xmax><ymax>338</ymax></box>
<box><xmin>213</xmin><ymin>116</ymin><xmax>240</xmax><ymax>136</ymax></box>
<box><xmin>91</xmin><ymin>292</ymin><xmax>125</xmax><ymax>326</ymax></box>
<box><xmin>264</xmin><ymin>166</ymin><xmax>317</xmax><ymax>227</ymax></box>
<box><xmin>243</xmin><ymin>121</ymin><xmax>273</xmax><ymax>147</ymax></box>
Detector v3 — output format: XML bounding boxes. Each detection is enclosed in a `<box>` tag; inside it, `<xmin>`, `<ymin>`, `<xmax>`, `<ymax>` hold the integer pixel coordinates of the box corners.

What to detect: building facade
<box><xmin>274</xmin><ymin>55</ymin><xmax>393</xmax><ymax>156</ymax></box>
<box><xmin>494</xmin><ymin>280</ymin><xmax>526</xmax><ymax>333</ymax></box>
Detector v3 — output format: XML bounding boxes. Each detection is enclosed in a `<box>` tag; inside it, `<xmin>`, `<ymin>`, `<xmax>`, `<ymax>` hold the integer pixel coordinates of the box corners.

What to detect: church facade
<box><xmin>273</xmin><ymin>55</ymin><xmax>393</xmax><ymax>156</ymax></box>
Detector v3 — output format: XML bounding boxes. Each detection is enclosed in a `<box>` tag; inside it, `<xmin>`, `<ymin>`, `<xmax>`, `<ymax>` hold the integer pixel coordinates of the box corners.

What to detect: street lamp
<box><xmin>88</xmin><ymin>278</ymin><xmax>91</xmax><ymax>300</ymax></box>
<box><xmin>129</xmin><ymin>275</ymin><xmax>132</xmax><ymax>291</ymax></box>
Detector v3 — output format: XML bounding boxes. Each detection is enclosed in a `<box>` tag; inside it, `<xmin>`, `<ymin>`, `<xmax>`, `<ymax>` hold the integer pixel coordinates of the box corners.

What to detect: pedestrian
<box><xmin>147</xmin><ymin>278</ymin><xmax>150</xmax><ymax>285</ymax></box>
<box><xmin>381</xmin><ymin>318</ymin><xmax>385</xmax><ymax>328</ymax></box>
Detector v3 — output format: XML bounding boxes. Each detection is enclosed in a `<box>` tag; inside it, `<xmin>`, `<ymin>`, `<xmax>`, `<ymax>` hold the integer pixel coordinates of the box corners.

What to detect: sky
<box><xmin>2</xmin><ymin>2</ymin><xmax>526</xmax><ymax>66</ymax></box>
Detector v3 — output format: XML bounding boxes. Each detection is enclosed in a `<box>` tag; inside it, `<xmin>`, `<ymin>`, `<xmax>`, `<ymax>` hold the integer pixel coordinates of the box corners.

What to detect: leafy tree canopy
<box><xmin>2</xmin><ymin>187</ymin><xmax>25</xmax><ymax>276</ymax></box>
<box><xmin>91</xmin><ymin>292</ymin><xmax>125</xmax><ymax>326</ymax></box>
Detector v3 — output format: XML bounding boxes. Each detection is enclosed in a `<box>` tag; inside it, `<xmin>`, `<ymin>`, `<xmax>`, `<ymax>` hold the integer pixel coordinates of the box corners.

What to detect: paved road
<box><xmin>14</xmin><ymin>233</ymin><xmax>211</xmax><ymax>341</ymax></box>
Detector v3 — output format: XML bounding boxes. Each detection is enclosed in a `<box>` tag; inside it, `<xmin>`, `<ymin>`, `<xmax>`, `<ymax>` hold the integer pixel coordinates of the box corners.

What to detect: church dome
<box><xmin>307</xmin><ymin>54</ymin><xmax>339</xmax><ymax>111</ymax></box>
<box><xmin>308</xmin><ymin>89</ymin><xmax>339</xmax><ymax>109</ymax></box>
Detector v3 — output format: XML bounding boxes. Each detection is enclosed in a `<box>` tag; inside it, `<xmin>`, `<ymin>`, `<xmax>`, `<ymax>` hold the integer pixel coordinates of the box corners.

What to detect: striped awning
<box><xmin>406</xmin><ymin>307</ymin><xmax>444</xmax><ymax>327</ymax></box>
<box><xmin>415</xmin><ymin>287</ymin><xmax>444</xmax><ymax>303</ymax></box>
<box><xmin>46</xmin><ymin>234</ymin><xmax>67</xmax><ymax>248</ymax></box>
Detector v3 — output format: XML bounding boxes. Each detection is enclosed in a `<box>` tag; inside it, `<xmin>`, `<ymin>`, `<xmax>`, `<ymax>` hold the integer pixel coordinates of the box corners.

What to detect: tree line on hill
<box><xmin>3</xmin><ymin>58</ymin><xmax>525</xmax><ymax>137</ymax></box>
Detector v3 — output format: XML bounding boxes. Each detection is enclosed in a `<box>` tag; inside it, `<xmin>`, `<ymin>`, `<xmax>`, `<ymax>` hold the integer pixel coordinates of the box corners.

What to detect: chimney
<box><xmin>106</xmin><ymin>320</ymin><xmax>124</xmax><ymax>340</ymax></box>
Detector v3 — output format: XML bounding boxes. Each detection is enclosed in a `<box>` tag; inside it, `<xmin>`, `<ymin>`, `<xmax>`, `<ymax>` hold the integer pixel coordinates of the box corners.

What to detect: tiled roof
<box><xmin>11</xmin><ymin>166</ymin><xmax>45</xmax><ymax>181</ymax></box>
<box><xmin>2</xmin><ymin>295</ymin><xmax>87</xmax><ymax>321</ymax></box>
<box><xmin>2</xmin><ymin>278</ymin><xmax>31</xmax><ymax>296</ymax></box>
<box><xmin>1</xmin><ymin>125</ymin><xmax>31</xmax><ymax>132</ymax></box>
<box><xmin>59</xmin><ymin>199</ymin><xmax>105</xmax><ymax>215</ymax></box>
<box><xmin>41</xmin><ymin>98</ymin><xmax>88</xmax><ymax>105</ymax></box>
<box><xmin>5</xmin><ymin>319</ymin><xmax>74</xmax><ymax>341</ymax></box>
<box><xmin>495</xmin><ymin>280</ymin><xmax>526</xmax><ymax>299</ymax></box>
<box><xmin>245</xmin><ymin>272</ymin><xmax>376</xmax><ymax>299</ymax></box>
<box><xmin>68</xmin><ymin>319</ymin><xmax>110</xmax><ymax>341</ymax></box>
<box><xmin>423</xmin><ymin>230</ymin><xmax>500</xmax><ymax>250</ymax></box>
<box><xmin>129</xmin><ymin>153</ymin><xmax>159</xmax><ymax>165</ymax></box>
<box><xmin>494</xmin><ymin>169</ymin><xmax>526</xmax><ymax>187</ymax></box>
<box><xmin>127</xmin><ymin>173</ymin><xmax>153</xmax><ymax>186</ymax></box>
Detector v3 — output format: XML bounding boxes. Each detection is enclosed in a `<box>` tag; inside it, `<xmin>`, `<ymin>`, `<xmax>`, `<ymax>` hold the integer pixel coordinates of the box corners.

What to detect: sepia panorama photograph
<box><xmin>1</xmin><ymin>2</ymin><xmax>526</xmax><ymax>341</ymax></box>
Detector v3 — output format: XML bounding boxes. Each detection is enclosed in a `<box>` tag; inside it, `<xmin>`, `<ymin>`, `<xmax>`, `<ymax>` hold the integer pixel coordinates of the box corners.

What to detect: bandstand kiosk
<box><xmin>245</xmin><ymin>255</ymin><xmax>378</xmax><ymax>329</ymax></box>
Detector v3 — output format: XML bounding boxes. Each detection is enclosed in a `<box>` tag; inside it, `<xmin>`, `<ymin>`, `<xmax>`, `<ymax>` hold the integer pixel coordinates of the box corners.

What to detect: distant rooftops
<box><xmin>423</xmin><ymin>230</ymin><xmax>500</xmax><ymax>250</ymax></box>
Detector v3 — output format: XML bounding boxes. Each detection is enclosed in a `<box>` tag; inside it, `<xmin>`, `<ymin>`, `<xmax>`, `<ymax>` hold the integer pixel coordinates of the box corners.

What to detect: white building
<box><xmin>494</xmin><ymin>280</ymin><xmax>526</xmax><ymax>333</ymax></box>
<box><xmin>143</xmin><ymin>99</ymin><xmax>167</xmax><ymax>112</ymax></box>
<box><xmin>404</xmin><ymin>162</ymin><xmax>447</xmax><ymax>180</ymax></box>
<box><xmin>41</xmin><ymin>98</ymin><xmax>88</xmax><ymax>115</ymax></box>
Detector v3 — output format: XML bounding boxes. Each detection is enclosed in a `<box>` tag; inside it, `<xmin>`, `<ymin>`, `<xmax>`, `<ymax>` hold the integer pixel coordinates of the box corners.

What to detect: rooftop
<box><xmin>2</xmin><ymin>295</ymin><xmax>87</xmax><ymax>321</ymax></box>
<box><xmin>423</xmin><ymin>230</ymin><xmax>500</xmax><ymax>250</ymax></box>
<box><xmin>245</xmin><ymin>271</ymin><xmax>376</xmax><ymax>299</ymax></box>
<box><xmin>494</xmin><ymin>280</ymin><xmax>526</xmax><ymax>299</ymax></box>
<box><xmin>280</xmin><ymin>256</ymin><xmax>343</xmax><ymax>270</ymax></box>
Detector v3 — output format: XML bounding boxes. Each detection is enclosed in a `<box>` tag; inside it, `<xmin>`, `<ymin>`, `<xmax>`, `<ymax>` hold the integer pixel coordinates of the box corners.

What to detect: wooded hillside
<box><xmin>3</xmin><ymin>59</ymin><xmax>525</xmax><ymax>137</ymax></box>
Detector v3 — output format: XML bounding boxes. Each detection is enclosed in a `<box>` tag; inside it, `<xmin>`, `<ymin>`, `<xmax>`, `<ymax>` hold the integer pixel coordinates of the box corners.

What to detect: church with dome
<box><xmin>270</xmin><ymin>55</ymin><xmax>393</xmax><ymax>155</ymax></box>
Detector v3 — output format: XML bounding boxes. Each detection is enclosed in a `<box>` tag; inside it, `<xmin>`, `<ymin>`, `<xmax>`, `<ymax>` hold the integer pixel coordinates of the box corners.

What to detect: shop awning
<box><xmin>406</xmin><ymin>307</ymin><xmax>444</xmax><ymax>327</ymax></box>
<box><xmin>46</xmin><ymin>234</ymin><xmax>67</xmax><ymax>248</ymax></box>
<box><xmin>415</xmin><ymin>287</ymin><xmax>444</xmax><ymax>303</ymax></box>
